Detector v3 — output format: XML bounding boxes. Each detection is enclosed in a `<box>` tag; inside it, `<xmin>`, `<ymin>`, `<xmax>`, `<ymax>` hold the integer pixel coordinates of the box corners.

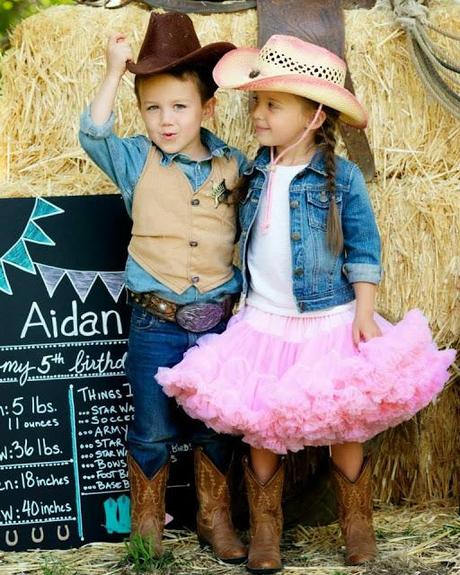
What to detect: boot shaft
<box><xmin>244</xmin><ymin>457</ymin><xmax>285</xmax><ymax>573</ymax></box>
<box><xmin>244</xmin><ymin>458</ymin><xmax>285</xmax><ymax>531</ymax></box>
<box><xmin>332</xmin><ymin>457</ymin><xmax>374</xmax><ymax>522</ymax></box>
<box><xmin>331</xmin><ymin>457</ymin><xmax>377</xmax><ymax>565</ymax></box>
<box><xmin>128</xmin><ymin>455</ymin><xmax>169</xmax><ymax>537</ymax></box>
<box><xmin>194</xmin><ymin>447</ymin><xmax>231</xmax><ymax>522</ymax></box>
<box><xmin>194</xmin><ymin>448</ymin><xmax>247</xmax><ymax>564</ymax></box>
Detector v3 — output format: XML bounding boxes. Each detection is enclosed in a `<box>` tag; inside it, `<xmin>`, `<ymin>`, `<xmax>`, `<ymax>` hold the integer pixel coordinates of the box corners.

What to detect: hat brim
<box><xmin>127</xmin><ymin>42</ymin><xmax>235</xmax><ymax>76</ymax></box>
<box><xmin>213</xmin><ymin>47</ymin><xmax>367</xmax><ymax>129</ymax></box>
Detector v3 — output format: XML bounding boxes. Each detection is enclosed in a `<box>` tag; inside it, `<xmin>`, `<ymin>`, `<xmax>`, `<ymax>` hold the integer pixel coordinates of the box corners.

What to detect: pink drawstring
<box><xmin>261</xmin><ymin>104</ymin><xmax>323</xmax><ymax>233</ymax></box>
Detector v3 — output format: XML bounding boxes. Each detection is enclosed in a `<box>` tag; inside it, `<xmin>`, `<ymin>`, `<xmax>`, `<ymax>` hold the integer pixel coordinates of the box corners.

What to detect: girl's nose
<box><xmin>251</xmin><ymin>102</ymin><xmax>263</xmax><ymax>119</ymax></box>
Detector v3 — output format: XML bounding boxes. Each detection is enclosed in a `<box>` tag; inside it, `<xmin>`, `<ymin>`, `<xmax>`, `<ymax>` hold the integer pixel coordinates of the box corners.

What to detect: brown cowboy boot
<box><xmin>331</xmin><ymin>457</ymin><xmax>377</xmax><ymax>565</ymax></box>
<box><xmin>244</xmin><ymin>457</ymin><xmax>284</xmax><ymax>574</ymax></box>
<box><xmin>128</xmin><ymin>454</ymin><xmax>169</xmax><ymax>557</ymax></box>
<box><xmin>194</xmin><ymin>448</ymin><xmax>247</xmax><ymax>564</ymax></box>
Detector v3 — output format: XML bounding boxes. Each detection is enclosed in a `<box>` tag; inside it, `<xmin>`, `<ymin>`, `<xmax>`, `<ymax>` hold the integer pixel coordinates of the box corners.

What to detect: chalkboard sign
<box><xmin>0</xmin><ymin>195</ymin><xmax>195</xmax><ymax>551</ymax></box>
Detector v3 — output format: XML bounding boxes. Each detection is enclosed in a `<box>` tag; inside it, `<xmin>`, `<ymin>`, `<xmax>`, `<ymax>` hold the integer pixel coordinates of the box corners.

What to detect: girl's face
<box><xmin>250</xmin><ymin>91</ymin><xmax>321</xmax><ymax>155</ymax></box>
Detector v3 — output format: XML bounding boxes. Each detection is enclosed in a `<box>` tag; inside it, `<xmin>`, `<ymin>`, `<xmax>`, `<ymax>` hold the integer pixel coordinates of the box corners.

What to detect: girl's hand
<box><xmin>106</xmin><ymin>33</ymin><xmax>133</xmax><ymax>78</ymax></box>
<box><xmin>352</xmin><ymin>314</ymin><xmax>382</xmax><ymax>347</ymax></box>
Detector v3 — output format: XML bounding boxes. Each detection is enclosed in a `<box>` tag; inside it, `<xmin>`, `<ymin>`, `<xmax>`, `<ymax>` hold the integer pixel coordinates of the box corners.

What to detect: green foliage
<box><xmin>0</xmin><ymin>0</ymin><xmax>73</xmax><ymax>49</ymax></box>
<box><xmin>122</xmin><ymin>534</ymin><xmax>176</xmax><ymax>574</ymax></box>
<box><xmin>41</xmin><ymin>556</ymin><xmax>75</xmax><ymax>575</ymax></box>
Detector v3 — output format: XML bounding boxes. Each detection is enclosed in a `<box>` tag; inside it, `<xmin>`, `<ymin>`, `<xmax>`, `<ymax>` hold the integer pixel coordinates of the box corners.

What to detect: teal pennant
<box><xmin>0</xmin><ymin>197</ymin><xmax>63</xmax><ymax>295</ymax></box>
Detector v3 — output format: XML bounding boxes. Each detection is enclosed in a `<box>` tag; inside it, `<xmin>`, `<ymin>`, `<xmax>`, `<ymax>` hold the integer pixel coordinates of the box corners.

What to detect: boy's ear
<box><xmin>202</xmin><ymin>97</ymin><xmax>216</xmax><ymax>120</ymax></box>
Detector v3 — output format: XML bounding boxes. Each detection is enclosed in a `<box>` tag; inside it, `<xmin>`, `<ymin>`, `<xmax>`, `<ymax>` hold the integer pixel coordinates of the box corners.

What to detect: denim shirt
<box><xmin>79</xmin><ymin>107</ymin><xmax>249</xmax><ymax>304</ymax></box>
<box><xmin>239</xmin><ymin>148</ymin><xmax>382</xmax><ymax>312</ymax></box>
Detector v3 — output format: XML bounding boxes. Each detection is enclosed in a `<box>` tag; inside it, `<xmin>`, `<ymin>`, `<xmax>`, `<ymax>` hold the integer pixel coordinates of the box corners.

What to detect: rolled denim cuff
<box><xmin>342</xmin><ymin>262</ymin><xmax>382</xmax><ymax>284</ymax></box>
<box><xmin>79</xmin><ymin>106</ymin><xmax>115</xmax><ymax>139</ymax></box>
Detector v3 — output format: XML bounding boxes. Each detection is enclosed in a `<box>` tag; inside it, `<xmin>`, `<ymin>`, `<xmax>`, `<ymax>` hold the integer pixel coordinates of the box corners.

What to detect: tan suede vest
<box><xmin>129</xmin><ymin>148</ymin><xmax>239</xmax><ymax>294</ymax></box>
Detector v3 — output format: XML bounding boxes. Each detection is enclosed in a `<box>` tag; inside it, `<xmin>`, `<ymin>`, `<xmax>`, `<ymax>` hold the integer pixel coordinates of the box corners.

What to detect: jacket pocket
<box><xmin>240</xmin><ymin>182</ymin><xmax>261</xmax><ymax>205</ymax></box>
<box><xmin>306</xmin><ymin>187</ymin><xmax>342</xmax><ymax>231</ymax></box>
<box><xmin>239</xmin><ymin>184</ymin><xmax>262</xmax><ymax>231</ymax></box>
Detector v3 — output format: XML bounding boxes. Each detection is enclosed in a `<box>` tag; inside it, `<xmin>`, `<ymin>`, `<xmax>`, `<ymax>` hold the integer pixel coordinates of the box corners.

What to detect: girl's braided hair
<box><xmin>314</xmin><ymin>105</ymin><xmax>343</xmax><ymax>256</ymax></box>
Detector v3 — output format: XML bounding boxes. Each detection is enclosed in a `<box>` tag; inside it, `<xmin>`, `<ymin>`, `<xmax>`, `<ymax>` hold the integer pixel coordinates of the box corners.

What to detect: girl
<box><xmin>156</xmin><ymin>35</ymin><xmax>455</xmax><ymax>573</ymax></box>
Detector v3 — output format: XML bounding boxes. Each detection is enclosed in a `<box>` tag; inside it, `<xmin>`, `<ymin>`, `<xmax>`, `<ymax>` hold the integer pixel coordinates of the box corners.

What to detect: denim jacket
<box><xmin>239</xmin><ymin>148</ymin><xmax>382</xmax><ymax>312</ymax></box>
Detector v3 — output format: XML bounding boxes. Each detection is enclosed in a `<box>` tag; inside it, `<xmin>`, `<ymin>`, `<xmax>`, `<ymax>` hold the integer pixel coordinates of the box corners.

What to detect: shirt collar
<box><xmin>254</xmin><ymin>147</ymin><xmax>328</xmax><ymax>176</ymax></box>
<box><xmin>155</xmin><ymin>128</ymin><xmax>232</xmax><ymax>167</ymax></box>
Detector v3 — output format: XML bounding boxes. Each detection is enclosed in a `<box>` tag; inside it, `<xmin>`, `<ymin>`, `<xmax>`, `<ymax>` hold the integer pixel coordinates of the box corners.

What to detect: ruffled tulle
<box><xmin>156</xmin><ymin>306</ymin><xmax>455</xmax><ymax>454</ymax></box>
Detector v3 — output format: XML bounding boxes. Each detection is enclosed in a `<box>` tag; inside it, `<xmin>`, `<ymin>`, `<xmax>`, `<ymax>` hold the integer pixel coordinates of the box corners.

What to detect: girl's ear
<box><xmin>202</xmin><ymin>97</ymin><xmax>216</xmax><ymax>120</ymax></box>
<box><xmin>308</xmin><ymin>108</ymin><xmax>326</xmax><ymax>130</ymax></box>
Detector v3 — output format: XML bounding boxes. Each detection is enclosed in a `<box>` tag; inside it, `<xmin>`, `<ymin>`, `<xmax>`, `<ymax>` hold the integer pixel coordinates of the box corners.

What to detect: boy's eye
<box><xmin>174</xmin><ymin>104</ymin><xmax>186</xmax><ymax>110</ymax></box>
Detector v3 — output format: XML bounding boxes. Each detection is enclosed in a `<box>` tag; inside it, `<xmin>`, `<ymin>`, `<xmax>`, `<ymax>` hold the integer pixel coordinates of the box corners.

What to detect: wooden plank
<box><xmin>133</xmin><ymin>0</ymin><xmax>256</xmax><ymax>13</ymax></box>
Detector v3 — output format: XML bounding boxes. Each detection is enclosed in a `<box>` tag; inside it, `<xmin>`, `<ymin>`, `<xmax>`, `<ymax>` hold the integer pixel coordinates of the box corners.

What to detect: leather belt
<box><xmin>127</xmin><ymin>289</ymin><xmax>235</xmax><ymax>333</ymax></box>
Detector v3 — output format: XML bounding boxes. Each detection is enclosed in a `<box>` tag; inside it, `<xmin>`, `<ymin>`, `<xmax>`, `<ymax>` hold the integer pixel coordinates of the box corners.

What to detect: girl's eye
<box><xmin>146</xmin><ymin>105</ymin><xmax>158</xmax><ymax>111</ymax></box>
<box><xmin>174</xmin><ymin>104</ymin><xmax>186</xmax><ymax>110</ymax></box>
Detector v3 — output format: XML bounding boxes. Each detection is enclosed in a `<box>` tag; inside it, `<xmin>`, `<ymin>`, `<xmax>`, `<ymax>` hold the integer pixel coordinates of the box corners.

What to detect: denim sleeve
<box><xmin>229</xmin><ymin>147</ymin><xmax>251</xmax><ymax>177</ymax></box>
<box><xmin>79</xmin><ymin>106</ymin><xmax>150</xmax><ymax>214</ymax></box>
<box><xmin>341</xmin><ymin>165</ymin><xmax>382</xmax><ymax>285</ymax></box>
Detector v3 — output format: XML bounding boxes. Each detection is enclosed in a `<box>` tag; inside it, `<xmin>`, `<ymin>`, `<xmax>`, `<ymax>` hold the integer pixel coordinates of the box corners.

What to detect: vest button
<box><xmin>290</xmin><ymin>200</ymin><xmax>300</xmax><ymax>209</ymax></box>
<box><xmin>191</xmin><ymin>199</ymin><xmax>200</xmax><ymax>206</ymax></box>
<box><xmin>294</xmin><ymin>267</ymin><xmax>304</xmax><ymax>276</ymax></box>
<box><xmin>189</xmin><ymin>241</ymin><xmax>198</xmax><ymax>247</ymax></box>
<box><xmin>291</xmin><ymin>232</ymin><xmax>301</xmax><ymax>241</ymax></box>
<box><xmin>191</xmin><ymin>276</ymin><xmax>200</xmax><ymax>283</ymax></box>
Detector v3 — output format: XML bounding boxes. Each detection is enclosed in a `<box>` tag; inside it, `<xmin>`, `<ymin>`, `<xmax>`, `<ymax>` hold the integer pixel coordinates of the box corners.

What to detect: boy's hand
<box><xmin>106</xmin><ymin>33</ymin><xmax>133</xmax><ymax>78</ymax></box>
<box><xmin>352</xmin><ymin>314</ymin><xmax>382</xmax><ymax>347</ymax></box>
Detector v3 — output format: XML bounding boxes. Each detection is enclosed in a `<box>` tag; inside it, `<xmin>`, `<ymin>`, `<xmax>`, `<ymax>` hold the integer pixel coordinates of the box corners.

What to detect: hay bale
<box><xmin>1</xmin><ymin>4</ymin><xmax>459</xmax><ymax>190</ymax></box>
<box><xmin>345</xmin><ymin>4</ymin><xmax>460</xmax><ymax>179</ymax></box>
<box><xmin>0</xmin><ymin>3</ymin><xmax>458</xmax><ymax>504</ymax></box>
<box><xmin>0</xmin><ymin>4</ymin><xmax>258</xmax><ymax>195</ymax></box>
<box><xmin>374</xmin><ymin>374</ymin><xmax>459</xmax><ymax>503</ymax></box>
<box><xmin>370</xmin><ymin>173</ymin><xmax>460</xmax><ymax>349</ymax></box>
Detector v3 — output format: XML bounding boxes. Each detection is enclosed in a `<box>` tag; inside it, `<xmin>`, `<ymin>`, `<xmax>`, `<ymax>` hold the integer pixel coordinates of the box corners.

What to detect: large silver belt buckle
<box><xmin>175</xmin><ymin>302</ymin><xmax>224</xmax><ymax>333</ymax></box>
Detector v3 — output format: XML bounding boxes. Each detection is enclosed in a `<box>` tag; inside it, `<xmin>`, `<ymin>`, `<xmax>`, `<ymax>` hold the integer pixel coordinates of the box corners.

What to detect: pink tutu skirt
<box><xmin>156</xmin><ymin>304</ymin><xmax>455</xmax><ymax>454</ymax></box>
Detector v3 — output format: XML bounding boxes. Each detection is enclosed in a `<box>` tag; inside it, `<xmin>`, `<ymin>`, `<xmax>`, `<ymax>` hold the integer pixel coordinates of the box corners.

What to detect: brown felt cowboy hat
<box><xmin>127</xmin><ymin>12</ymin><xmax>236</xmax><ymax>76</ymax></box>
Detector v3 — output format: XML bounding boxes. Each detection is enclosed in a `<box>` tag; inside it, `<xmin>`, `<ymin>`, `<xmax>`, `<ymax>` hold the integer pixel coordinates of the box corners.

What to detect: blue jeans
<box><xmin>125</xmin><ymin>305</ymin><xmax>234</xmax><ymax>478</ymax></box>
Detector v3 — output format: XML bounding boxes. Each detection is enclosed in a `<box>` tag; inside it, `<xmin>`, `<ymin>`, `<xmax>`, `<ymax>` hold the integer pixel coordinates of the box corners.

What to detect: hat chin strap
<box><xmin>261</xmin><ymin>104</ymin><xmax>323</xmax><ymax>233</ymax></box>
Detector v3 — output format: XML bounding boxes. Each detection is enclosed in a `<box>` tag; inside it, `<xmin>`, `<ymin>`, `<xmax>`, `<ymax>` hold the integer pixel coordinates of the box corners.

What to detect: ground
<box><xmin>1</xmin><ymin>502</ymin><xmax>458</xmax><ymax>575</ymax></box>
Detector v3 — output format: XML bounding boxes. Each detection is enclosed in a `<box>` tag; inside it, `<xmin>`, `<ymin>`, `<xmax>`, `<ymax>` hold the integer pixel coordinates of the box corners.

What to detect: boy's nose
<box><xmin>160</xmin><ymin>110</ymin><xmax>174</xmax><ymax>125</ymax></box>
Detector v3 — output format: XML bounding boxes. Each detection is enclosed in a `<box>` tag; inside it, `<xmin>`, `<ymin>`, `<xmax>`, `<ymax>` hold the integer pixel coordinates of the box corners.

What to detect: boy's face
<box><xmin>138</xmin><ymin>74</ymin><xmax>215</xmax><ymax>159</ymax></box>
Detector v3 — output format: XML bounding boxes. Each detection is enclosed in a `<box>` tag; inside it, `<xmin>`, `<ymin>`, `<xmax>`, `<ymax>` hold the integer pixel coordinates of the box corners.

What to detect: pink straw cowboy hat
<box><xmin>213</xmin><ymin>34</ymin><xmax>367</xmax><ymax>129</ymax></box>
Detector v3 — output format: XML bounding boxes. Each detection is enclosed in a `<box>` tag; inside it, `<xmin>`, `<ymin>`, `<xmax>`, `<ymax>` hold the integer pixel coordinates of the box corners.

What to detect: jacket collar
<box><xmin>156</xmin><ymin>128</ymin><xmax>231</xmax><ymax>167</ymax></box>
<box><xmin>253</xmin><ymin>147</ymin><xmax>328</xmax><ymax>176</ymax></box>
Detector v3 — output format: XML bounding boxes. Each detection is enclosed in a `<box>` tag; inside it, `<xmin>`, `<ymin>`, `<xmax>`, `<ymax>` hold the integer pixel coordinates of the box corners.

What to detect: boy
<box><xmin>79</xmin><ymin>12</ymin><xmax>247</xmax><ymax>563</ymax></box>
